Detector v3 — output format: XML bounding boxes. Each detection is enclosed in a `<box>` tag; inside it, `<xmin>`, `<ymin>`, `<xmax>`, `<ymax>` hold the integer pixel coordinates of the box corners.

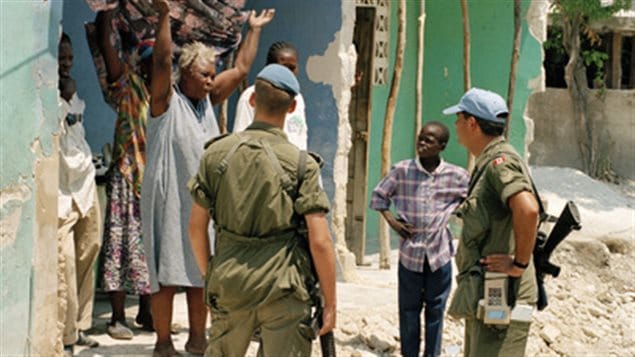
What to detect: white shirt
<box><xmin>233</xmin><ymin>85</ymin><xmax>308</xmax><ymax>150</ymax></box>
<box><xmin>58</xmin><ymin>93</ymin><xmax>96</xmax><ymax>218</ymax></box>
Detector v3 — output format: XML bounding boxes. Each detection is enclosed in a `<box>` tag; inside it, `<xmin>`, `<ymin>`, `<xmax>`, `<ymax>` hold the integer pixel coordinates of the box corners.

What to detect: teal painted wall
<box><xmin>422</xmin><ymin>0</ymin><xmax>541</xmax><ymax>167</ymax></box>
<box><xmin>366</xmin><ymin>2</ymin><xmax>421</xmax><ymax>253</ymax></box>
<box><xmin>0</xmin><ymin>1</ymin><xmax>62</xmax><ymax>354</ymax></box>
<box><xmin>365</xmin><ymin>1</ymin><xmax>542</xmax><ymax>253</ymax></box>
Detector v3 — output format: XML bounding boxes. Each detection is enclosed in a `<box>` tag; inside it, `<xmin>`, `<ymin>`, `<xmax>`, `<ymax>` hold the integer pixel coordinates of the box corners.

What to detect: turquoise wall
<box><xmin>0</xmin><ymin>1</ymin><xmax>62</xmax><ymax>354</ymax></box>
<box><xmin>366</xmin><ymin>1</ymin><xmax>421</xmax><ymax>252</ymax></box>
<box><xmin>422</xmin><ymin>0</ymin><xmax>541</xmax><ymax>167</ymax></box>
<box><xmin>365</xmin><ymin>1</ymin><xmax>543</xmax><ymax>253</ymax></box>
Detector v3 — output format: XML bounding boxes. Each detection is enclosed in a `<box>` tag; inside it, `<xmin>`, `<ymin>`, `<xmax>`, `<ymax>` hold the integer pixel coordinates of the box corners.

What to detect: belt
<box><xmin>214</xmin><ymin>224</ymin><xmax>297</xmax><ymax>244</ymax></box>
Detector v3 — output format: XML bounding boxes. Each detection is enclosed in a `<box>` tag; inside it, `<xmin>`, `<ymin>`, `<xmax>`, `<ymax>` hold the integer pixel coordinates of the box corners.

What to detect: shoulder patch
<box><xmin>204</xmin><ymin>133</ymin><xmax>232</xmax><ymax>149</ymax></box>
<box><xmin>492</xmin><ymin>156</ymin><xmax>506</xmax><ymax>167</ymax></box>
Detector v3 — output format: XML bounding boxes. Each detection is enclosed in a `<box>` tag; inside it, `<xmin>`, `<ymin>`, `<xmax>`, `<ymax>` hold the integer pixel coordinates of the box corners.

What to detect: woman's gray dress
<box><xmin>142</xmin><ymin>85</ymin><xmax>218</xmax><ymax>292</ymax></box>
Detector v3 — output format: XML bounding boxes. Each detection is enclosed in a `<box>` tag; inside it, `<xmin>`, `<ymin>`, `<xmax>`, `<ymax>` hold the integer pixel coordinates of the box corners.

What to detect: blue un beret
<box><xmin>442</xmin><ymin>88</ymin><xmax>509</xmax><ymax>124</ymax></box>
<box><xmin>256</xmin><ymin>64</ymin><xmax>300</xmax><ymax>96</ymax></box>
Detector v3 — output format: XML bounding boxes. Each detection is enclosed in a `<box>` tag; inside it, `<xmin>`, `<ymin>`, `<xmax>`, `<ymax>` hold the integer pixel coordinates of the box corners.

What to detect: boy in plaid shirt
<box><xmin>370</xmin><ymin>121</ymin><xmax>468</xmax><ymax>357</ymax></box>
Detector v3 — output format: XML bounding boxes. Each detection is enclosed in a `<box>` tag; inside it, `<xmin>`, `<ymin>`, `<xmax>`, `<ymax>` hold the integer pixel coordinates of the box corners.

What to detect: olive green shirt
<box><xmin>187</xmin><ymin>121</ymin><xmax>330</xmax><ymax>312</ymax></box>
<box><xmin>189</xmin><ymin>121</ymin><xmax>330</xmax><ymax>236</ymax></box>
<box><xmin>455</xmin><ymin>137</ymin><xmax>537</xmax><ymax>304</ymax></box>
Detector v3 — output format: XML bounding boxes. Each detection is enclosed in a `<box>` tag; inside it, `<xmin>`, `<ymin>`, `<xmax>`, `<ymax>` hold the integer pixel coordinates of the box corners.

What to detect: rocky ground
<box><xmin>79</xmin><ymin>167</ymin><xmax>634</xmax><ymax>356</ymax></box>
<box><xmin>311</xmin><ymin>167</ymin><xmax>635</xmax><ymax>357</ymax></box>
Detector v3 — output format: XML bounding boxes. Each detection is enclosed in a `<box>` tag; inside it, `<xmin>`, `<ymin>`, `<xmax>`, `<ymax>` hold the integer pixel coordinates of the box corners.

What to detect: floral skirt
<box><xmin>100</xmin><ymin>170</ymin><xmax>151</xmax><ymax>295</ymax></box>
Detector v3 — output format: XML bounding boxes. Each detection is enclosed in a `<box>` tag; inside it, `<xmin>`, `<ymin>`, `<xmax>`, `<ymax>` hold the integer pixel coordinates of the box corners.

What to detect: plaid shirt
<box><xmin>370</xmin><ymin>159</ymin><xmax>469</xmax><ymax>272</ymax></box>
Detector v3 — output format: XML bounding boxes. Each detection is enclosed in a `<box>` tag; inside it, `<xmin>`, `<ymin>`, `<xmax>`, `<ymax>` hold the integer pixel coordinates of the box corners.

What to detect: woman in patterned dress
<box><xmin>96</xmin><ymin>9</ymin><xmax>153</xmax><ymax>340</ymax></box>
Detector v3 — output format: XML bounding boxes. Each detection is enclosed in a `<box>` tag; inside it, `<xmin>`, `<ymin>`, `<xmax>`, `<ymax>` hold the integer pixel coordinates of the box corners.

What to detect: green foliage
<box><xmin>551</xmin><ymin>0</ymin><xmax>630</xmax><ymax>23</ymax></box>
<box><xmin>550</xmin><ymin>0</ymin><xmax>629</xmax><ymax>87</ymax></box>
<box><xmin>544</xmin><ymin>27</ymin><xmax>566</xmax><ymax>56</ymax></box>
<box><xmin>582</xmin><ymin>49</ymin><xmax>608</xmax><ymax>69</ymax></box>
<box><xmin>582</xmin><ymin>49</ymin><xmax>609</xmax><ymax>87</ymax></box>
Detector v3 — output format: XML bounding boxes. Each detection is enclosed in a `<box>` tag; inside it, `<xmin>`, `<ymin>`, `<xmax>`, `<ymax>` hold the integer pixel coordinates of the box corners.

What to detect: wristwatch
<box><xmin>513</xmin><ymin>259</ymin><xmax>529</xmax><ymax>269</ymax></box>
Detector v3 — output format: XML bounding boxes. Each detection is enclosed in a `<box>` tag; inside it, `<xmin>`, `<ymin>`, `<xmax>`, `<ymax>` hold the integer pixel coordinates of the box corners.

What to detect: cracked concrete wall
<box><xmin>306</xmin><ymin>2</ymin><xmax>359</xmax><ymax>281</ymax></box>
<box><xmin>525</xmin><ymin>3</ymin><xmax>635</xmax><ymax>179</ymax></box>
<box><xmin>528</xmin><ymin>88</ymin><xmax>635</xmax><ymax>178</ymax></box>
<box><xmin>523</xmin><ymin>0</ymin><xmax>549</xmax><ymax>161</ymax></box>
<box><xmin>1</xmin><ymin>1</ymin><xmax>62</xmax><ymax>354</ymax></box>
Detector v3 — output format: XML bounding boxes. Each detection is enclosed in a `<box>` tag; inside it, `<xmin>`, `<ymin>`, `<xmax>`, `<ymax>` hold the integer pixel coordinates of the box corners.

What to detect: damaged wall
<box><xmin>422</xmin><ymin>0</ymin><xmax>544</xmax><ymax>168</ymax></box>
<box><xmin>528</xmin><ymin>88</ymin><xmax>635</xmax><ymax>179</ymax></box>
<box><xmin>362</xmin><ymin>1</ymin><xmax>545</xmax><ymax>252</ymax></box>
<box><xmin>0</xmin><ymin>1</ymin><xmax>62</xmax><ymax>354</ymax></box>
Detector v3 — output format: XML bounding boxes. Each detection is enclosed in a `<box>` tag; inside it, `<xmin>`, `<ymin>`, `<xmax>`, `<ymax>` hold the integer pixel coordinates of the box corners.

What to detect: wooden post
<box><xmin>505</xmin><ymin>0</ymin><xmax>522</xmax><ymax>139</ymax></box>
<box><xmin>610</xmin><ymin>32</ymin><xmax>622</xmax><ymax>89</ymax></box>
<box><xmin>630</xmin><ymin>37</ymin><xmax>635</xmax><ymax>89</ymax></box>
<box><xmin>378</xmin><ymin>0</ymin><xmax>406</xmax><ymax>270</ymax></box>
<box><xmin>460</xmin><ymin>0</ymin><xmax>475</xmax><ymax>172</ymax></box>
<box><xmin>415</xmin><ymin>0</ymin><xmax>426</xmax><ymax>146</ymax></box>
<box><xmin>460</xmin><ymin>0</ymin><xmax>471</xmax><ymax>91</ymax></box>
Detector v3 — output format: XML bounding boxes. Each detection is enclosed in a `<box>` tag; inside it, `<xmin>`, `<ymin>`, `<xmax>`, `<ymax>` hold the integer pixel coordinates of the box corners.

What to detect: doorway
<box><xmin>345</xmin><ymin>6</ymin><xmax>375</xmax><ymax>266</ymax></box>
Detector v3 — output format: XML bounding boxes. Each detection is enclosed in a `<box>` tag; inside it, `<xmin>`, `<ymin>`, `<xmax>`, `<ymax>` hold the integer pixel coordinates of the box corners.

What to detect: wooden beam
<box><xmin>611</xmin><ymin>32</ymin><xmax>622</xmax><ymax>89</ymax></box>
<box><xmin>630</xmin><ymin>37</ymin><xmax>635</xmax><ymax>89</ymax></box>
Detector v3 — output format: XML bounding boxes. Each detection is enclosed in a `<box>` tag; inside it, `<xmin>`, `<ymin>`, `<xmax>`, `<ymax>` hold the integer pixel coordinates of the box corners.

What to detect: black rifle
<box><xmin>533</xmin><ymin>200</ymin><xmax>581</xmax><ymax>310</ymax></box>
<box><xmin>306</xmin><ymin>277</ymin><xmax>337</xmax><ymax>356</ymax></box>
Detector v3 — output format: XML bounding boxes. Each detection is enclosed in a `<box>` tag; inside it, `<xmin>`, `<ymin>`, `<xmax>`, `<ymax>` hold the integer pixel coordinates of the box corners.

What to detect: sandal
<box><xmin>107</xmin><ymin>321</ymin><xmax>134</xmax><ymax>340</ymax></box>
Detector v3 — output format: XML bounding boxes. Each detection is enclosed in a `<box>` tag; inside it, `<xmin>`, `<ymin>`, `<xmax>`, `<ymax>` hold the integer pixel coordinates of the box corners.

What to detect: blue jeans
<box><xmin>398</xmin><ymin>260</ymin><xmax>452</xmax><ymax>357</ymax></box>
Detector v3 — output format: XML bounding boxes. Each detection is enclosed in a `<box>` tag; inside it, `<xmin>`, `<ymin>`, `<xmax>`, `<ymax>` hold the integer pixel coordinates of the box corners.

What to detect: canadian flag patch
<box><xmin>493</xmin><ymin>156</ymin><xmax>505</xmax><ymax>166</ymax></box>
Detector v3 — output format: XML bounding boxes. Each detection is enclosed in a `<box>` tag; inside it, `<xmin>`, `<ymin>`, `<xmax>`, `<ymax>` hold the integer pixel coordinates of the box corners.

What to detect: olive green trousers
<box><xmin>205</xmin><ymin>295</ymin><xmax>312</xmax><ymax>357</ymax></box>
<box><xmin>463</xmin><ymin>318</ymin><xmax>531</xmax><ymax>357</ymax></box>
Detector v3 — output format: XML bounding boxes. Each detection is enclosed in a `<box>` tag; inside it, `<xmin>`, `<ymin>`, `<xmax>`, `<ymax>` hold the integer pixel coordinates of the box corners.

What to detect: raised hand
<box><xmin>153</xmin><ymin>0</ymin><xmax>170</xmax><ymax>16</ymax></box>
<box><xmin>248</xmin><ymin>9</ymin><xmax>275</xmax><ymax>29</ymax></box>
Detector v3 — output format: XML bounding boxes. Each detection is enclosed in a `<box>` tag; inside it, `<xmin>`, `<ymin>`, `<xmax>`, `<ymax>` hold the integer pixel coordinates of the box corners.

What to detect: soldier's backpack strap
<box><xmin>211</xmin><ymin>133</ymin><xmax>298</xmax><ymax>205</ymax></box>
<box><xmin>261</xmin><ymin>140</ymin><xmax>295</xmax><ymax>195</ymax></box>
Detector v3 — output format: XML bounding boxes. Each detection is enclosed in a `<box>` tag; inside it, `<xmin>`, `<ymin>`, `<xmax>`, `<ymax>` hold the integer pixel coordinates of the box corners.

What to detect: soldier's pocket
<box><xmin>447</xmin><ymin>264</ymin><xmax>484</xmax><ymax>319</ymax></box>
<box><xmin>455</xmin><ymin>197</ymin><xmax>489</xmax><ymax>248</ymax></box>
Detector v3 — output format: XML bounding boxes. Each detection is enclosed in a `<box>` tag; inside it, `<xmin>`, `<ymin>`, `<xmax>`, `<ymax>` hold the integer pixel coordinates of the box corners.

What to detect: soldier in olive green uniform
<box><xmin>188</xmin><ymin>64</ymin><xmax>337</xmax><ymax>356</ymax></box>
<box><xmin>443</xmin><ymin>88</ymin><xmax>540</xmax><ymax>356</ymax></box>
